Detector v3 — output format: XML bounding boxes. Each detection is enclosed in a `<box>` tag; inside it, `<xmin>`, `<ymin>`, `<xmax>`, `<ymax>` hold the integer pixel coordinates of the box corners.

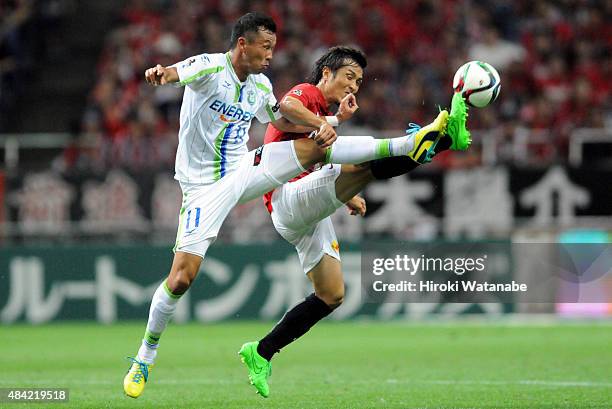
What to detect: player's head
<box><xmin>308</xmin><ymin>46</ymin><xmax>367</xmax><ymax>104</ymax></box>
<box><xmin>230</xmin><ymin>12</ymin><xmax>277</xmax><ymax>74</ymax></box>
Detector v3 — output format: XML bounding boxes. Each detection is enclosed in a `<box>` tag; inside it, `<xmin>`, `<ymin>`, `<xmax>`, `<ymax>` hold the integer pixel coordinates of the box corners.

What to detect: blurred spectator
<box><xmin>0</xmin><ymin>0</ymin><xmax>32</xmax><ymax>126</ymax></box>
<box><xmin>469</xmin><ymin>25</ymin><xmax>526</xmax><ymax>71</ymax></box>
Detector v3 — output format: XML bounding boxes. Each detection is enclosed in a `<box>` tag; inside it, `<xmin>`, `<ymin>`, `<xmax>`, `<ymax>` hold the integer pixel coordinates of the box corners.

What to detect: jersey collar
<box><xmin>313</xmin><ymin>85</ymin><xmax>331</xmax><ymax>112</ymax></box>
<box><xmin>225</xmin><ymin>52</ymin><xmax>246</xmax><ymax>85</ymax></box>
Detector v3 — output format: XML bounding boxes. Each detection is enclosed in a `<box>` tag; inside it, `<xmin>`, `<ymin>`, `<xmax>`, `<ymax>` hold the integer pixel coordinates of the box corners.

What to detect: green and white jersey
<box><xmin>173</xmin><ymin>52</ymin><xmax>281</xmax><ymax>184</ymax></box>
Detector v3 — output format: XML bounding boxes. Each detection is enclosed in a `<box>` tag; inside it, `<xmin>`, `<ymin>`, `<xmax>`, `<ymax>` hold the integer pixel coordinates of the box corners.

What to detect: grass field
<box><xmin>1</xmin><ymin>321</ymin><xmax>611</xmax><ymax>408</ymax></box>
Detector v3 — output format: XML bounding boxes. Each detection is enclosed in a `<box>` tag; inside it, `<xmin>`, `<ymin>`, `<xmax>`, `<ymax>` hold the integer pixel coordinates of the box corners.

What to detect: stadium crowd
<box><xmin>0</xmin><ymin>0</ymin><xmax>33</xmax><ymax>129</ymax></box>
<box><xmin>78</xmin><ymin>0</ymin><xmax>610</xmax><ymax>170</ymax></box>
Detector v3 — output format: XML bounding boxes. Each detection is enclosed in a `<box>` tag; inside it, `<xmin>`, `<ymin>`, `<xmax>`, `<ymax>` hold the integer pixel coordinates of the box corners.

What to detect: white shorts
<box><xmin>270</xmin><ymin>164</ymin><xmax>345</xmax><ymax>274</ymax></box>
<box><xmin>174</xmin><ymin>141</ymin><xmax>306</xmax><ymax>258</ymax></box>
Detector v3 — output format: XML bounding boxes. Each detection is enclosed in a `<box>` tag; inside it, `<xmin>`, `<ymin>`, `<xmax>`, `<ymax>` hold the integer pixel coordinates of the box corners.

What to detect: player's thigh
<box><xmin>237</xmin><ymin>142</ymin><xmax>306</xmax><ymax>205</ymax></box>
<box><xmin>273</xmin><ymin>214</ymin><xmax>341</xmax><ymax>275</ymax></box>
<box><xmin>292</xmin><ymin>138</ymin><xmax>327</xmax><ymax>168</ymax></box>
<box><xmin>307</xmin><ymin>254</ymin><xmax>345</xmax><ymax>305</ymax></box>
<box><xmin>272</xmin><ymin>165</ymin><xmax>344</xmax><ymax>230</ymax></box>
<box><xmin>174</xmin><ymin>181</ymin><xmax>235</xmax><ymax>257</ymax></box>
<box><xmin>334</xmin><ymin>164</ymin><xmax>374</xmax><ymax>203</ymax></box>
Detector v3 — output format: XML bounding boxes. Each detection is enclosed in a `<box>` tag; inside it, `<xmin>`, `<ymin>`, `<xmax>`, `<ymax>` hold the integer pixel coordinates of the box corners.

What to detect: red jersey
<box><xmin>263</xmin><ymin>83</ymin><xmax>333</xmax><ymax>213</ymax></box>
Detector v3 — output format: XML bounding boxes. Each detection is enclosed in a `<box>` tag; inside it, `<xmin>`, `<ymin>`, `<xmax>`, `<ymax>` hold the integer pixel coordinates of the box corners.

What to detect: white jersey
<box><xmin>172</xmin><ymin>52</ymin><xmax>281</xmax><ymax>184</ymax></box>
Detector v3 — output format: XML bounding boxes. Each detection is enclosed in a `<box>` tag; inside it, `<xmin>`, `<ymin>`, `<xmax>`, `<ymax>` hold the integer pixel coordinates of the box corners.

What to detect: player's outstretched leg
<box><xmin>238</xmin><ymin>341</ymin><xmax>273</xmax><ymax>398</ymax></box>
<box><xmin>320</xmin><ymin>109</ymin><xmax>449</xmax><ymax>165</ymax></box>
<box><xmin>369</xmin><ymin>94</ymin><xmax>470</xmax><ymax>179</ymax></box>
<box><xmin>291</xmin><ymin>109</ymin><xmax>450</xmax><ymax>172</ymax></box>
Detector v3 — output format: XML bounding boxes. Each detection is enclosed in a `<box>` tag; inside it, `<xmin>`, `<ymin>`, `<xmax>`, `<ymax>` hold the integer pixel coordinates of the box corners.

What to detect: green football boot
<box><xmin>446</xmin><ymin>92</ymin><xmax>471</xmax><ymax>151</ymax></box>
<box><xmin>239</xmin><ymin>341</ymin><xmax>272</xmax><ymax>398</ymax></box>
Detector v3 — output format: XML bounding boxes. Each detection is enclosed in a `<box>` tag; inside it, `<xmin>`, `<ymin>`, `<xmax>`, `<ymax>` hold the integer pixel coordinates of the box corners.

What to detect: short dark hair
<box><xmin>229</xmin><ymin>12</ymin><xmax>277</xmax><ymax>48</ymax></box>
<box><xmin>307</xmin><ymin>46</ymin><xmax>367</xmax><ymax>84</ymax></box>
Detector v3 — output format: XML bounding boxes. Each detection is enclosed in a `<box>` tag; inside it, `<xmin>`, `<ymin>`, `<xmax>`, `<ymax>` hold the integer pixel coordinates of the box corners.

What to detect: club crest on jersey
<box><xmin>210</xmin><ymin>100</ymin><xmax>254</xmax><ymax>123</ymax></box>
<box><xmin>247</xmin><ymin>90</ymin><xmax>256</xmax><ymax>105</ymax></box>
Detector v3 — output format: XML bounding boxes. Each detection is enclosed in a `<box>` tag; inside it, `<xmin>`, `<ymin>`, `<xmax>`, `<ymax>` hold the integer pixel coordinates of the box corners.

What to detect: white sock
<box><xmin>137</xmin><ymin>280</ymin><xmax>181</xmax><ymax>364</ymax></box>
<box><xmin>388</xmin><ymin>134</ymin><xmax>415</xmax><ymax>156</ymax></box>
<box><xmin>325</xmin><ymin>135</ymin><xmax>414</xmax><ymax>164</ymax></box>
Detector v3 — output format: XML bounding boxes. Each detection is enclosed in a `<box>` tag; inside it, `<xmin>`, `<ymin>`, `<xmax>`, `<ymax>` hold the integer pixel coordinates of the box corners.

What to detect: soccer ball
<box><xmin>452</xmin><ymin>61</ymin><xmax>501</xmax><ymax>108</ymax></box>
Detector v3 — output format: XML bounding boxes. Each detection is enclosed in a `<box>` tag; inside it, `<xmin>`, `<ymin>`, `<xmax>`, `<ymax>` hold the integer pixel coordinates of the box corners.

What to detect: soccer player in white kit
<box><xmin>123</xmin><ymin>12</ymin><xmax>454</xmax><ymax>398</ymax></box>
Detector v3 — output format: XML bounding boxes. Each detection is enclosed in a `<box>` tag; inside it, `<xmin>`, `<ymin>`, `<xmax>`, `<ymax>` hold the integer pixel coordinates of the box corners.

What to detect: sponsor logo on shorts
<box><xmin>331</xmin><ymin>240</ymin><xmax>340</xmax><ymax>253</ymax></box>
<box><xmin>182</xmin><ymin>57</ymin><xmax>200</xmax><ymax>68</ymax></box>
<box><xmin>253</xmin><ymin>145</ymin><xmax>264</xmax><ymax>166</ymax></box>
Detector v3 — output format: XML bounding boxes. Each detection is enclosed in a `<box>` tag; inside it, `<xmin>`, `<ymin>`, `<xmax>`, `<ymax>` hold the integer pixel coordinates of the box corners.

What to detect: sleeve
<box><xmin>172</xmin><ymin>53</ymin><xmax>223</xmax><ymax>89</ymax></box>
<box><xmin>254</xmin><ymin>78</ymin><xmax>282</xmax><ymax>124</ymax></box>
<box><xmin>282</xmin><ymin>83</ymin><xmax>314</xmax><ymax>107</ymax></box>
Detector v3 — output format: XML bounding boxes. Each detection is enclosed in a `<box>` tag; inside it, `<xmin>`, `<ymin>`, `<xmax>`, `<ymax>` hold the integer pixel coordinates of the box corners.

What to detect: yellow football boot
<box><xmin>123</xmin><ymin>357</ymin><xmax>153</xmax><ymax>398</ymax></box>
<box><xmin>406</xmin><ymin>109</ymin><xmax>449</xmax><ymax>164</ymax></box>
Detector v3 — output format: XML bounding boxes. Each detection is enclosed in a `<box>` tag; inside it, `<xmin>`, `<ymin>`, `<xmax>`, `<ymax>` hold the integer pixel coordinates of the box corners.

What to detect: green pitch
<box><xmin>1</xmin><ymin>321</ymin><xmax>610</xmax><ymax>408</ymax></box>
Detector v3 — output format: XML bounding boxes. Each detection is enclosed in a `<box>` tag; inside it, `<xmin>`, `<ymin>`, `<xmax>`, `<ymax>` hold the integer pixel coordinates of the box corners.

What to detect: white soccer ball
<box><xmin>452</xmin><ymin>61</ymin><xmax>501</xmax><ymax>108</ymax></box>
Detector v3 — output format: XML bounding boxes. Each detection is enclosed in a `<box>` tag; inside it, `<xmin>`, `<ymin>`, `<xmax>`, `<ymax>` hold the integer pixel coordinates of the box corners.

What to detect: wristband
<box><xmin>325</xmin><ymin>116</ymin><xmax>339</xmax><ymax>127</ymax></box>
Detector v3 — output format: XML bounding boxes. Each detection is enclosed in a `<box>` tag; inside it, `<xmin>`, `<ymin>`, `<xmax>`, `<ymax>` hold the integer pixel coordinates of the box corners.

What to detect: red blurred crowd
<box><xmin>77</xmin><ymin>0</ymin><xmax>611</xmax><ymax>170</ymax></box>
<box><xmin>0</xmin><ymin>0</ymin><xmax>32</xmax><ymax>128</ymax></box>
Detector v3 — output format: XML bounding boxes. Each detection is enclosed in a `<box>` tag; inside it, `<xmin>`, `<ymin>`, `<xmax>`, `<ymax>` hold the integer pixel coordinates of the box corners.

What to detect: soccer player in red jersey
<box><xmin>239</xmin><ymin>46</ymin><xmax>470</xmax><ymax>397</ymax></box>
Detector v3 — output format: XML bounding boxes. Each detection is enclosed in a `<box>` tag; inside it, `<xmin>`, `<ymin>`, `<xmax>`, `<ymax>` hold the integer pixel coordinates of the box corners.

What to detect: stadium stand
<box><xmin>73</xmin><ymin>0</ymin><xmax>610</xmax><ymax>170</ymax></box>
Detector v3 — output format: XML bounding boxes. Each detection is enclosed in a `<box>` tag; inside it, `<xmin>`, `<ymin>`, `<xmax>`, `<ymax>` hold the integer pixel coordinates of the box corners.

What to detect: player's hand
<box><xmin>336</xmin><ymin>93</ymin><xmax>359</xmax><ymax>123</ymax></box>
<box><xmin>346</xmin><ymin>195</ymin><xmax>366</xmax><ymax>216</ymax></box>
<box><xmin>312</xmin><ymin>122</ymin><xmax>337</xmax><ymax>148</ymax></box>
<box><xmin>145</xmin><ymin>64</ymin><xmax>170</xmax><ymax>86</ymax></box>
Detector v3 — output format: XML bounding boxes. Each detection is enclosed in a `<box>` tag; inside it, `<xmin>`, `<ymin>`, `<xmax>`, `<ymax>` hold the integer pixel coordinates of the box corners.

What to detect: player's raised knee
<box><xmin>167</xmin><ymin>252</ymin><xmax>202</xmax><ymax>294</ymax></box>
<box><xmin>293</xmin><ymin>139</ymin><xmax>327</xmax><ymax>168</ymax></box>
<box><xmin>317</xmin><ymin>287</ymin><xmax>345</xmax><ymax>309</ymax></box>
<box><xmin>166</xmin><ymin>270</ymin><xmax>193</xmax><ymax>294</ymax></box>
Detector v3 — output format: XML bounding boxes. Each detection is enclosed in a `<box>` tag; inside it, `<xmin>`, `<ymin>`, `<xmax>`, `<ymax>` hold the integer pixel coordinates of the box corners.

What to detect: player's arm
<box><xmin>279</xmin><ymin>92</ymin><xmax>359</xmax><ymax>147</ymax></box>
<box><xmin>272</xmin><ymin>102</ymin><xmax>356</xmax><ymax>132</ymax></box>
<box><xmin>148</xmin><ymin>54</ymin><xmax>220</xmax><ymax>89</ymax></box>
<box><xmin>144</xmin><ymin>64</ymin><xmax>179</xmax><ymax>86</ymax></box>
<box><xmin>276</xmin><ymin>92</ymin><xmax>358</xmax><ymax>128</ymax></box>
<box><xmin>271</xmin><ymin>117</ymin><xmax>315</xmax><ymax>134</ymax></box>
<box><xmin>280</xmin><ymin>95</ymin><xmax>337</xmax><ymax>148</ymax></box>
<box><xmin>279</xmin><ymin>95</ymin><xmax>327</xmax><ymax>128</ymax></box>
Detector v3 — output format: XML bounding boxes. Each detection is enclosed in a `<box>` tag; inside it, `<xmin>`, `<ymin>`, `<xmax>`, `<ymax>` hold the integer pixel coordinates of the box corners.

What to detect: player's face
<box><xmin>326</xmin><ymin>63</ymin><xmax>363</xmax><ymax>104</ymax></box>
<box><xmin>242</xmin><ymin>29</ymin><xmax>276</xmax><ymax>74</ymax></box>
